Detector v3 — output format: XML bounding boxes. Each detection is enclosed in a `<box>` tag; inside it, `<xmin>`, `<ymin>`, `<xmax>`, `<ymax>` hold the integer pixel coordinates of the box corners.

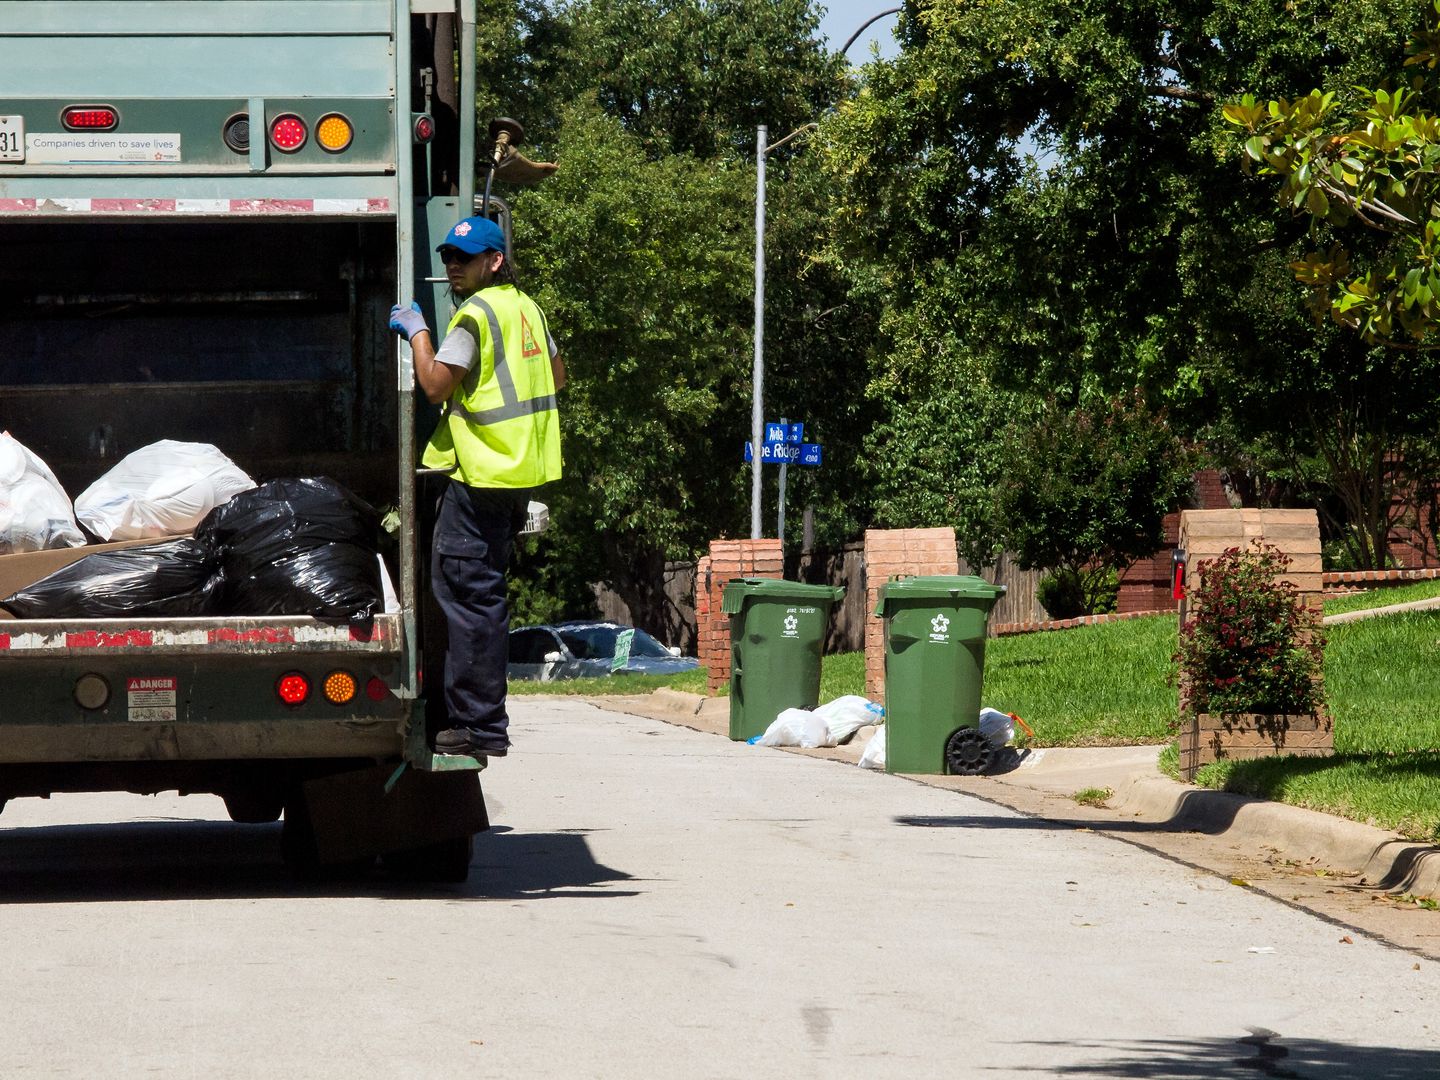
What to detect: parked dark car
<box><xmin>508</xmin><ymin>621</ymin><xmax>700</xmax><ymax>682</ymax></box>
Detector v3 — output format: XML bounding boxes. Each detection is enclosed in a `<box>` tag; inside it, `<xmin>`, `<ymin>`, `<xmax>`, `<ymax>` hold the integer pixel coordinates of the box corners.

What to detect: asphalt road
<box><xmin>1</xmin><ymin>698</ymin><xmax>1437</xmax><ymax>1078</ymax></box>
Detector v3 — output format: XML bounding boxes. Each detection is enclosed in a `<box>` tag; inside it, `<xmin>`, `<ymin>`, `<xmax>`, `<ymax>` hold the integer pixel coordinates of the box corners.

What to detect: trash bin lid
<box><xmin>873</xmin><ymin>574</ymin><xmax>1005</xmax><ymax>614</ymax></box>
<box><xmin>720</xmin><ymin>577</ymin><xmax>845</xmax><ymax>614</ymax></box>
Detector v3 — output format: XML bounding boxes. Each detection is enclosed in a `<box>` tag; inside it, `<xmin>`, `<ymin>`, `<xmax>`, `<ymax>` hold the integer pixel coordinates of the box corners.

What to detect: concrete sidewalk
<box><xmin>592</xmin><ymin>688</ymin><xmax>1440</xmax><ymax>950</ymax></box>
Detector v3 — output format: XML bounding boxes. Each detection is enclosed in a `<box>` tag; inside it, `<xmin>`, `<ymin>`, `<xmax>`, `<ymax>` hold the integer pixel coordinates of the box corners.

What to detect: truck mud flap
<box><xmin>296</xmin><ymin>762</ymin><xmax>488</xmax><ymax>865</ymax></box>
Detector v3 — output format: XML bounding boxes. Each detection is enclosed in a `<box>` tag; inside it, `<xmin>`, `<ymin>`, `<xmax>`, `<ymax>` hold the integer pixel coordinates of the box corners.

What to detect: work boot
<box><xmin>433</xmin><ymin>727</ymin><xmax>509</xmax><ymax>757</ymax></box>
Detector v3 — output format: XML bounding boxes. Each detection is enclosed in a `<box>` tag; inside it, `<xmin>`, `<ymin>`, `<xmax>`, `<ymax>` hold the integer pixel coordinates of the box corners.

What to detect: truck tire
<box><xmin>382</xmin><ymin>835</ymin><xmax>474</xmax><ymax>883</ymax></box>
<box><xmin>223</xmin><ymin>790</ymin><xmax>285</xmax><ymax>824</ymax></box>
<box><xmin>280</xmin><ymin>795</ymin><xmax>374</xmax><ymax>880</ymax></box>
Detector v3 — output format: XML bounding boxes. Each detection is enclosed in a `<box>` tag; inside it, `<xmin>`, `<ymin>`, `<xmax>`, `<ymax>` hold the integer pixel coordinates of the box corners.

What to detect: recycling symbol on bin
<box><xmin>930</xmin><ymin>613</ymin><xmax>951</xmax><ymax>641</ymax></box>
<box><xmin>783</xmin><ymin>614</ymin><xmax>799</xmax><ymax>636</ymax></box>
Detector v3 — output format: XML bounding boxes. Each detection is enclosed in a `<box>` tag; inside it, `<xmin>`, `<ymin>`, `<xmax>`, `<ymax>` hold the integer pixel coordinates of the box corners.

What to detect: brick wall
<box><xmin>695</xmin><ymin>538</ymin><xmax>784</xmax><ymax>695</ymax></box>
<box><xmin>1175</xmin><ymin>508</ymin><xmax>1330</xmax><ymax>780</ymax></box>
<box><xmin>863</xmin><ymin>527</ymin><xmax>960</xmax><ymax>698</ymax></box>
<box><xmin>1117</xmin><ymin>469</ymin><xmax>1231</xmax><ymax>614</ymax></box>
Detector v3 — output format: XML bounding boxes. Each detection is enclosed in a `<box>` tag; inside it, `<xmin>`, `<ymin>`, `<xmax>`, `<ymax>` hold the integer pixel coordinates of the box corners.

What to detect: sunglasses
<box><xmin>439</xmin><ymin>247</ymin><xmax>484</xmax><ymax>265</ymax></box>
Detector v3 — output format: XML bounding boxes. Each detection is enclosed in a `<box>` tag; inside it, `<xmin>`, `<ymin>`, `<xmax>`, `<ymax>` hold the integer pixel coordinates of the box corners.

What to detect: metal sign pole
<box><xmin>751</xmin><ymin>125</ymin><xmax>766</xmax><ymax>540</ymax></box>
<box><xmin>777</xmin><ymin>415</ymin><xmax>788</xmax><ymax>544</ymax></box>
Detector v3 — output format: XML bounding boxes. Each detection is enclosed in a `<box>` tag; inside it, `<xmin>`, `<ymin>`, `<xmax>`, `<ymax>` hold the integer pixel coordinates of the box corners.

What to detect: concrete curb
<box><xmin>1323</xmin><ymin>595</ymin><xmax>1440</xmax><ymax>625</ymax></box>
<box><xmin>605</xmin><ymin>688</ymin><xmax>1440</xmax><ymax>897</ymax></box>
<box><xmin>1108</xmin><ymin>776</ymin><xmax>1440</xmax><ymax>896</ymax></box>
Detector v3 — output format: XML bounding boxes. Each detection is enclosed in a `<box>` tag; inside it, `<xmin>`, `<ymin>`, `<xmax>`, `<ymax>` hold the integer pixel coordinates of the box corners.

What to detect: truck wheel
<box><xmin>223</xmin><ymin>790</ymin><xmax>285</xmax><ymax>824</ymax></box>
<box><xmin>383</xmin><ymin>835</ymin><xmax>474</xmax><ymax>883</ymax></box>
<box><xmin>281</xmin><ymin>796</ymin><xmax>374</xmax><ymax>880</ymax></box>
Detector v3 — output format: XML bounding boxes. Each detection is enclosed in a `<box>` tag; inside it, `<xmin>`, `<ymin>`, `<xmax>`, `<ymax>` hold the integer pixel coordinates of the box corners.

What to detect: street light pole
<box><xmin>751</xmin><ymin>124</ymin><xmax>767</xmax><ymax>539</ymax></box>
<box><xmin>749</xmin><ymin>8</ymin><xmax>900</xmax><ymax>540</ymax></box>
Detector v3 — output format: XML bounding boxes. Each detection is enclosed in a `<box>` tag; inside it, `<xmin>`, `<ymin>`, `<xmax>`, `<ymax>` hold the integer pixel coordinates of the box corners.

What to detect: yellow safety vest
<box><xmin>422</xmin><ymin>284</ymin><xmax>563</xmax><ymax>488</ymax></box>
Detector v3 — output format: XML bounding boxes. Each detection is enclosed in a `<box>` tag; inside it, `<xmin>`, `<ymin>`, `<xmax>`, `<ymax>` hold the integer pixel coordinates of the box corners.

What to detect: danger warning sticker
<box><xmin>127</xmin><ymin>676</ymin><xmax>177</xmax><ymax>722</ymax></box>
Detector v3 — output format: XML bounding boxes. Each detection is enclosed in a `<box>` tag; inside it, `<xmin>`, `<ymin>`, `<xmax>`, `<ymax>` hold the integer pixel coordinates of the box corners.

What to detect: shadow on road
<box><xmin>893</xmin><ymin>787</ymin><xmax>1250</xmax><ymax>835</ymax></box>
<box><xmin>0</xmin><ymin>819</ymin><xmax>638</xmax><ymax>903</ymax></box>
<box><xmin>999</xmin><ymin>1031</ymin><xmax>1440</xmax><ymax>1079</ymax></box>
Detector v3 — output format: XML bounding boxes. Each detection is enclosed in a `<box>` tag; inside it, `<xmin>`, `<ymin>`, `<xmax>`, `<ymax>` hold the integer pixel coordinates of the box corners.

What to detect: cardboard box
<box><xmin>0</xmin><ymin>536</ymin><xmax>189</xmax><ymax>619</ymax></box>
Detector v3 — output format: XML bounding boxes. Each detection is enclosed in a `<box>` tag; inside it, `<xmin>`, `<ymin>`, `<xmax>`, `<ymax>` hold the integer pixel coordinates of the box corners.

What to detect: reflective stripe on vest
<box><xmin>442</xmin><ymin>295</ymin><xmax>558</xmax><ymax>424</ymax></box>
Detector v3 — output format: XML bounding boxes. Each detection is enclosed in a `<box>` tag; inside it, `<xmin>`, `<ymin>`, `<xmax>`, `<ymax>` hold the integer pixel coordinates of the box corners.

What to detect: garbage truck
<box><xmin>0</xmin><ymin>0</ymin><xmax>522</xmax><ymax>878</ymax></box>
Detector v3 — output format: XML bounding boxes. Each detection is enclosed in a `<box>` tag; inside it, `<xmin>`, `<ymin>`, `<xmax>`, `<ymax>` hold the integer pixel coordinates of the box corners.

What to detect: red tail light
<box><xmin>269</xmin><ymin>114</ymin><xmax>307</xmax><ymax>152</ymax></box>
<box><xmin>62</xmin><ymin>106</ymin><xmax>118</xmax><ymax>131</ymax></box>
<box><xmin>276</xmin><ymin>672</ymin><xmax>310</xmax><ymax>706</ymax></box>
<box><xmin>365</xmin><ymin>677</ymin><xmax>390</xmax><ymax>702</ymax></box>
<box><xmin>413</xmin><ymin>114</ymin><xmax>435</xmax><ymax>144</ymax></box>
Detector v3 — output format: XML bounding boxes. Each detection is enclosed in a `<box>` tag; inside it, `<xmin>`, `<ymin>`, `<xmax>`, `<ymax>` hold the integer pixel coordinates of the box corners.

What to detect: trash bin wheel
<box><xmin>945</xmin><ymin>727</ymin><xmax>993</xmax><ymax>776</ymax></box>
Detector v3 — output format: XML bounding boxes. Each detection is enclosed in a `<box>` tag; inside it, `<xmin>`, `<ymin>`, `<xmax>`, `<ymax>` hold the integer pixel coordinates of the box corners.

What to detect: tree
<box><xmin>990</xmin><ymin>393</ymin><xmax>1198</xmax><ymax>615</ymax></box>
<box><xmin>544</xmin><ymin>0</ymin><xmax>847</xmax><ymax>160</ymax></box>
<box><xmin>1223</xmin><ymin>0</ymin><xmax>1440</xmax><ymax>348</ymax></box>
<box><xmin>816</xmin><ymin>0</ymin><xmax>1433</xmax><ymax>567</ymax></box>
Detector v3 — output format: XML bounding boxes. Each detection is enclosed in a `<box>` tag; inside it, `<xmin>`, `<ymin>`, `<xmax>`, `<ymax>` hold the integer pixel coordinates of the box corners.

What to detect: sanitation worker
<box><xmin>388</xmin><ymin>216</ymin><xmax>564</xmax><ymax>757</ymax></box>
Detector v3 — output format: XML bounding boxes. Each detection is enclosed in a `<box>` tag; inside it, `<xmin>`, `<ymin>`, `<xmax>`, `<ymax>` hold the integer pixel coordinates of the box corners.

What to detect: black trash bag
<box><xmin>0</xmin><ymin>539</ymin><xmax>221</xmax><ymax>619</ymax></box>
<box><xmin>194</xmin><ymin>477</ymin><xmax>382</xmax><ymax>624</ymax></box>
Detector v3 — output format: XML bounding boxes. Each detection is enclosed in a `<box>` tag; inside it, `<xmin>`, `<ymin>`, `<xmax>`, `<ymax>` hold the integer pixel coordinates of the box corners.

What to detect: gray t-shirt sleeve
<box><xmin>435</xmin><ymin>325</ymin><xmax>479</xmax><ymax>372</ymax></box>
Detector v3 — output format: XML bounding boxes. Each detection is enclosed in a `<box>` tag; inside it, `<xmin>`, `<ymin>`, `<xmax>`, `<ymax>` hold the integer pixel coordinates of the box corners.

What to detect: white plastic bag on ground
<box><xmin>75</xmin><ymin>440</ymin><xmax>256</xmax><ymax>541</ymax></box>
<box><xmin>0</xmin><ymin>433</ymin><xmax>85</xmax><ymax>553</ymax></box>
<box><xmin>858</xmin><ymin>725</ymin><xmax>887</xmax><ymax>770</ymax></box>
<box><xmin>979</xmin><ymin>707</ymin><xmax>1016</xmax><ymax>749</ymax></box>
<box><xmin>758</xmin><ymin>708</ymin><xmax>831</xmax><ymax>748</ymax></box>
<box><xmin>813</xmin><ymin>695</ymin><xmax>886</xmax><ymax>745</ymax></box>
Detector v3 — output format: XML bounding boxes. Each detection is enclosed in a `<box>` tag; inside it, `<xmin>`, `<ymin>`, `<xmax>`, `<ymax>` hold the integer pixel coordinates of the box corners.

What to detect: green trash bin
<box><xmin>721</xmin><ymin>578</ymin><xmax>845</xmax><ymax>741</ymax></box>
<box><xmin>874</xmin><ymin>575</ymin><xmax>1006</xmax><ymax>774</ymax></box>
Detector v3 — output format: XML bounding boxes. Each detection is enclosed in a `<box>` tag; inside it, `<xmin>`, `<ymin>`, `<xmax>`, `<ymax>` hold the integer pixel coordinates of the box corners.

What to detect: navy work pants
<box><xmin>430</xmin><ymin>480</ymin><xmax>530</xmax><ymax>750</ymax></box>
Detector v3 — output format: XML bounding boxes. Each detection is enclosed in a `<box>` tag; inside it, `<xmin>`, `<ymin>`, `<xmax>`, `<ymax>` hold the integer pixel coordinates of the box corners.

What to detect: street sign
<box><xmin>765</xmin><ymin>421</ymin><xmax>803</xmax><ymax>444</ymax></box>
<box><xmin>743</xmin><ymin>440</ymin><xmax>821</xmax><ymax>465</ymax></box>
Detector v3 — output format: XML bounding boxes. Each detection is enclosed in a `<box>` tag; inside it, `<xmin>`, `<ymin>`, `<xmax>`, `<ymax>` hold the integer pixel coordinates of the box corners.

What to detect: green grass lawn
<box><xmin>1322</xmin><ymin>578</ymin><xmax>1440</xmax><ymax>616</ymax></box>
<box><xmin>508</xmin><ymin>666</ymin><xmax>707</xmax><ymax>697</ymax></box>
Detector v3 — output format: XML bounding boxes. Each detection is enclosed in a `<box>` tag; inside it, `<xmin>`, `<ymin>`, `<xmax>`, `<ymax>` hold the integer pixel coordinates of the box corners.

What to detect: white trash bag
<box><xmin>812</xmin><ymin>695</ymin><xmax>886</xmax><ymax>745</ymax></box>
<box><xmin>979</xmin><ymin>707</ymin><xmax>1017</xmax><ymax>749</ymax></box>
<box><xmin>758</xmin><ymin>708</ymin><xmax>831</xmax><ymax>748</ymax></box>
<box><xmin>0</xmin><ymin>433</ymin><xmax>86</xmax><ymax>553</ymax></box>
<box><xmin>858</xmin><ymin>725</ymin><xmax>887</xmax><ymax>770</ymax></box>
<box><xmin>75</xmin><ymin>440</ymin><xmax>256</xmax><ymax>541</ymax></box>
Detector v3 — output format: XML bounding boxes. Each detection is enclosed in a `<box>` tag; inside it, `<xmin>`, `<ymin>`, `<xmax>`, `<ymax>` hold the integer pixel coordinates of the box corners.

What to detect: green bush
<box><xmin>1036</xmin><ymin>567</ymin><xmax>1119</xmax><ymax>619</ymax></box>
<box><xmin>1173</xmin><ymin>543</ymin><xmax>1324</xmax><ymax>720</ymax></box>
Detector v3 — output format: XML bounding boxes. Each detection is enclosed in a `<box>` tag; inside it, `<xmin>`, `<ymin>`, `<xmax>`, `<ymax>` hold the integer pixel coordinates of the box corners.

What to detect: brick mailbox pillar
<box><xmin>1176</xmin><ymin>509</ymin><xmax>1330</xmax><ymax>779</ymax></box>
<box><xmin>863</xmin><ymin>527</ymin><xmax>961</xmax><ymax>699</ymax></box>
<box><xmin>695</xmin><ymin>538</ymin><xmax>784</xmax><ymax>695</ymax></box>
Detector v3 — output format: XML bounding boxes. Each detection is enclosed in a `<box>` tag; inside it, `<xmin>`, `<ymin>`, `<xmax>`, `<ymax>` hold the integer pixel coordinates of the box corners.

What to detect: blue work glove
<box><xmin>389</xmin><ymin>301</ymin><xmax>429</xmax><ymax>341</ymax></box>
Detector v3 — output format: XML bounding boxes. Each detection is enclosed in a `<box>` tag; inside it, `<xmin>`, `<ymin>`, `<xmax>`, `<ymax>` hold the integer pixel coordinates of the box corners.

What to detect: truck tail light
<box><xmin>412</xmin><ymin>114</ymin><xmax>435</xmax><ymax>144</ymax></box>
<box><xmin>62</xmin><ymin>105</ymin><xmax>118</xmax><ymax>131</ymax></box>
<box><xmin>269</xmin><ymin>113</ymin><xmax>307</xmax><ymax>152</ymax></box>
<box><xmin>276</xmin><ymin>672</ymin><xmax>310</xmax><ymax>706</ymax></box>
<box><xmin>322</xmin><ymin>670</ymin><xmax>357</xmax><ymax>705</ymax></box>
<box><xmin>315</xmin><ymin>113</ymin><xmax>353</xmax><ymax>152</ymax></box>
<box><xmin>365</xmin><ymin>677</ymin><xmax>390</xmax><ymax>702</ymax></box>
<box><xmin>222</xmin><ymin>113</ymin><xmax>250</xmax><ymax>154</ymax></box>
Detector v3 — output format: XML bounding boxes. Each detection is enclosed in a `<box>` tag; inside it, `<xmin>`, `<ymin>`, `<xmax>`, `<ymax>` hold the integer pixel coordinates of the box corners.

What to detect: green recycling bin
<box><xmin>721</xmin><ymin>578</ymin><xmax>845</xmax><ymax>741</ymax></box>
<box><xmin>875</xmin><ymin>575</ymin><xmax>1006</xmax><ymax>774</ymax></box>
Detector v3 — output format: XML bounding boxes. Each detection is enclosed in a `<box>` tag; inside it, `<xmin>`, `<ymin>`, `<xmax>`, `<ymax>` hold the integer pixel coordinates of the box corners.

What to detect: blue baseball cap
<box><xmin>437</xmin><ymin>216</ymin><xmax>505</xmax><ymax>255</ymax></box>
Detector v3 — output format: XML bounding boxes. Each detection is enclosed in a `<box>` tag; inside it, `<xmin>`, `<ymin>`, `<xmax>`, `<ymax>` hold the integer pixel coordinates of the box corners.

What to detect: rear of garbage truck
<box><xmin>0</xmin><ymin>0</ymin><xmax>488</xmax><ymax>878</ymax></box>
